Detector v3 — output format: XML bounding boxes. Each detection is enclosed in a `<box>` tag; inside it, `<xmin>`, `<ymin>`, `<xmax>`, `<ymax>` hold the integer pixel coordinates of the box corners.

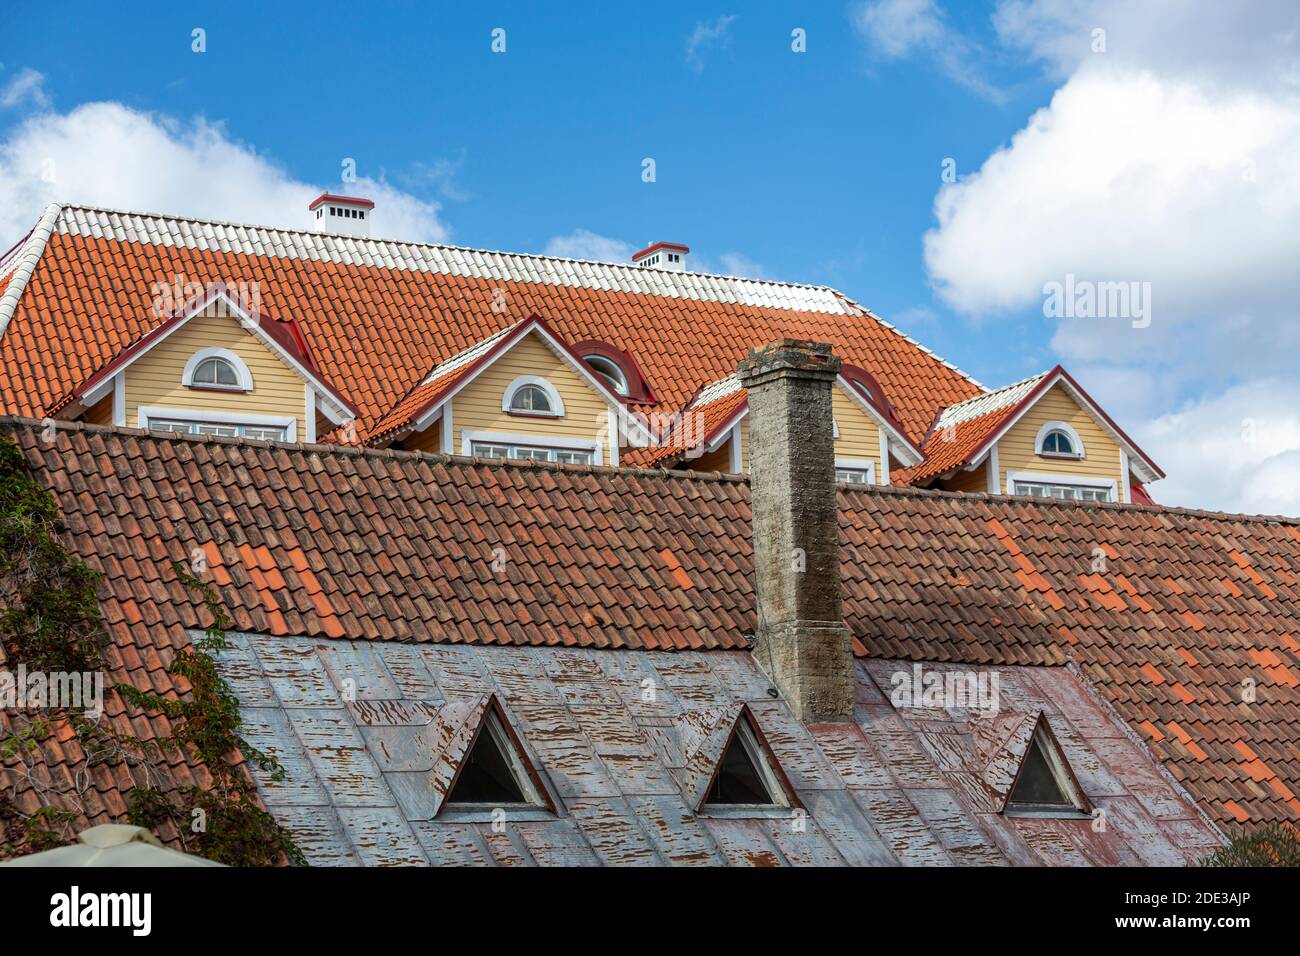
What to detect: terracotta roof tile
<box><xmin>0</xmin><ymin>207</ymin><xmax>982</xmax><ymax>445</ymax></box>
<box><xmin>2</xmin><ymin>418</ymin><xmax>1296</xmax><ymax>835</ymax></box>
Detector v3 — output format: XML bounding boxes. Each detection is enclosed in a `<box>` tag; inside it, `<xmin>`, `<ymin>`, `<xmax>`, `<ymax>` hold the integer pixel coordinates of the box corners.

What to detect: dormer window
<box><xmin>1041</xmin><ymin>429</ymin><xmax>1075</xmax><ymax>455</ymax></box>
<box><xmin>1035</xmin><ymin>421</ymin><xmax>1084</xmax><ymax>459</ymax></box>
<box><xmin>510</xmin><ymin>384</ymin><xmax>551</xmax><ymax>413</ymax></box>
<box><xmin>573</xmin><ymin>341</ymin><xmax>656</xmax><ymax>403</ymax></box>
<box><xmin>181</xmin><ymin>348</ymin><xmax>253</xmax><ymax>392</ymax></box>
<box><xmin>502</xmin><ymin>376</ymin><xmax>564</xmax><ymax>417</ymax></box>
<box><xmin>192</xmin><ymin>357</ymin><xmax>240</xmax><ymax>388</ymax></box>
<box><xmin>698</xmin><ymin>706</ymin><xmax>798</xmax><ymax>816</ymax></box>
<box><xmin>584</xmin><ymin>355</ymin><xmax>628</xmax><ymax>396</ymax></box>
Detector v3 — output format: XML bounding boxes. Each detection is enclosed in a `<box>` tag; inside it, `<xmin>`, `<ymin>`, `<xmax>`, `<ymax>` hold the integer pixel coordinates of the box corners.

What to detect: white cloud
<box><xmin>1135</xmin><ymin>380</ymin><xmax>1300</xmax><ymax>516</ymax></box>
<box><xmin>542</xmin><ymin>229</ymin><xmax>633</xmax><ymax>263</ymax></box>
<box><xmin>714</xmin><ymin>252</ymin><xmax>767</xmax><ymax>279</ymax></box>
<box><xmin>917</xmin><ymin>0</ymin><xmax>1300</xmax><ymax>513</ymax></box>
<box><xmin>685</xmin><ymin>16</ymin><xmax>736</xmax><ymax>72</ymax></box>
<box><xmin>0</xmin><ymin>101</ymin><xmax>448</xmax><ymax>246</ymax></box>
<box><xmin>852</xmin><ymin>0</ymin><xmax>1005</xmax><ymax>101</ymax></box>
<box><xmin>0</xmin><ymin>67</ymin><xmax>49</xmax><ymax>110</ymax></box>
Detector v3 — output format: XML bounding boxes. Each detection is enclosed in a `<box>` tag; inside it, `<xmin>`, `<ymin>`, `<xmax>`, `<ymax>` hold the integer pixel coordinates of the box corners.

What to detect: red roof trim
<box><xmin>390</xmin><ymin>314</ymin><xmax>642</xmax><ymax>440</ymax></box>
<box><xmin>572</xmin><ymin>339</ymin><xmax>659</xmax><ymax>405</ymax></box>
<box><xmin>72</xmin><ymin>286</ymin><xmax>358</xmax><ymax>417</ymax></box>
<box><xmin>966</xmin><ymin>365</ymin><xmax>1164</xmax><ymax>480</ymax></box>
<box><xmin>307</xmin><ymin>193</ymin><xmax>375</xmax><ymax>211</ymax></box>
<box><xmin>631</xmin><ymin>241</ymin><xmax>690</xmax><ymax>262</ymax></box>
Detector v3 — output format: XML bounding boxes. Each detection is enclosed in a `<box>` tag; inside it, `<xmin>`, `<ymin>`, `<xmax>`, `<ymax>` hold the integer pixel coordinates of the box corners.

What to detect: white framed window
<box><xmin>1008</xmin><ymin>470</ymin><xmax>1116</xmax><ymax>502</ymax></box>
<box><xmin>181</xmin><ymin>347</ymin><xmax>253</xmax><ymax>392</ymax></box>
<box><xmin>470</xmin><ymin>441</ymin><xmax>593</xmax><ymax>465</ymax></box>
<box><xmin>583</xmin><ymin>355</ymin><xmax>628</xmax><ymax>396</ymax></box>
<box><xmin>463</xmin><ymin>429</ymin><xmax>601</xmax><ymax>465</ymax></box>
<box><xmin>1034</xmin><ymin>421</ymin><xmax>1084</xmax><ymax>459</ymax></box>
<box><xmin>502</xmin><ymin>376</ymin><xmax>565</xmax><ymax>417</ymax></box>
<box><xmin>834</xmin><ymin>459</ymin><xmax>876</xmax><ymax>485</ymax></box>
<box><xmin>138</xmin><ymin>406</ymin><xmax>297</xmax><ymax>442</ymax></box>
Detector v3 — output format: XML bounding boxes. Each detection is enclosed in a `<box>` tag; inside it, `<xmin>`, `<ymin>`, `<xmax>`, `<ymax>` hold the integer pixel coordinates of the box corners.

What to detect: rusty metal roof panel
<box><xmin>219</xmin><ymin>639</ymin><xmax>1222</xmax><ymax>866</ymax></box>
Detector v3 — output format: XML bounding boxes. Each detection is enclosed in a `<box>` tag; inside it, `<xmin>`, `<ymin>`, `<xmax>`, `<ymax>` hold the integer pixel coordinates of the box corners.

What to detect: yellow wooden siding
<box><xmin>123</xmin><ymin>308</ymin><xmax>306</xmax><ymax>435</ymax></box>
<box><xmin>685</xmin><ymin>443</ymin><xmax>733</xmax><ymax>474</ymax></box>
<box><xmin>82</xmin><ymin>393</ymin><xmax>113</xmax><ymax>426</ymax></box>
<box><xmin>832</xmin><ymin>385</ymin><xmax>882</xmax><ymax>471</ymax></box>
<box><xmin>732</xmin><ymin>386</ymin><xmax>882</xmax><ymax>479</ymax></box>
<box><xmin>401</xmin><ymin>418</ymin><xmax>443</xmax><ymax>455</ymax></box>
<box><xmin>451</xmin><ymin>332</ymin><xmax>611</xmax><ymax>456</ymax></box>
<box><xmin>940</xmin><ymin>461</ymin><xmax>989</xmax><ymax>494</ymax></box>
<box><xmin>997</xmin><ymin>384</ymin><xmax>1125</xmax><ymax>496</ymax></box>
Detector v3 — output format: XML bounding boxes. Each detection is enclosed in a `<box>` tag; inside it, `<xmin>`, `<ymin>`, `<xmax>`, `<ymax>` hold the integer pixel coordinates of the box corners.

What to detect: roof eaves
<box><xmin>0</xmin><ymin>202</ymin><xmax>63</xmax><ymax>340</ymax></box>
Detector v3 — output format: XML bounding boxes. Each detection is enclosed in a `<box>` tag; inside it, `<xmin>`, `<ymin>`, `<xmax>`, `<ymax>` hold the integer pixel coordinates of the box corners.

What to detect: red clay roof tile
<box><xmin>1</xmin><ymin>418</ymin><xmax>1294</xmax><ymax>830</ymax></box>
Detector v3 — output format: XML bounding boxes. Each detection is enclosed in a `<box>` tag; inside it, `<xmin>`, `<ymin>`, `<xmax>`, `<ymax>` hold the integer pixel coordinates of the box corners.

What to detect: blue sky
<box><xmin>2</xmin><ymin>1</ymin><xmax>1057</xmax><ymax>386</ymax></box>
<box><xmin>2</xmin><ymin>1</ymin><xmax>1299</xmax><ymax>514</ymax></box>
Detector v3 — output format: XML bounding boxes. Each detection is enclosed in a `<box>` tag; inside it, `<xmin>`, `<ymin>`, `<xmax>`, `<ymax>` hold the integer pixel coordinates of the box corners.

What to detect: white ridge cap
<box><xmin>935</xmin><ymin>370</ymin><xmax>1049</xmax><ymax>429</ymax></box>
<box><xmin>0</xmin><ymin>202</ymin><xmax>63</xmax><ymax>340</ymax></box>
<box><xmin>51</xmin><ymin>203</ymin><xmax>854</xmax><ymax>315</ymax></box>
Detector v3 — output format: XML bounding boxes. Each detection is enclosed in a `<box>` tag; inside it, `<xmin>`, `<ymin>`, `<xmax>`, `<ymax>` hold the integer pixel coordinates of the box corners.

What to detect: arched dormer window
<box><xmin>182</xmin><ymin>348</ymin><xmax>253</xmax><ymax>392</ymax></box>
<box><xmin>584</xmin><ymin>354</ymin><xmax>628</xmax><ymax>396</ymax></box>
<box><xmin>573</xmin><ymin>340</ymin><xmax>657</xmax><ymax>404</ymax></box>
<box><xmin>1035</xmin><ymin>421</ymin><xmax>1084</xmax><ymax>459</ymax></box>
<box><xmin>503</xmin><ymin>375</ymin><xmax>564</xmax><ymax>417</ymax></box>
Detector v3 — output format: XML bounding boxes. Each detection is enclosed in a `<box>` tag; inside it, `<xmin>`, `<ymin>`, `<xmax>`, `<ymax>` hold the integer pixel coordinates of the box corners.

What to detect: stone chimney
<box><xmin>737</xmin><ymin>339</ymin><xmax>854</xmax><ymax>722</ymax></box>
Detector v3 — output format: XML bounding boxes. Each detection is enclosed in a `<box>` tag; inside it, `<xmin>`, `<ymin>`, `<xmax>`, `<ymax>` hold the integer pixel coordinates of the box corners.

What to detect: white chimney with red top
<box><xmin>631</xmin><ymin>241</ymin><xmax>689</xmax><ymax>272</ymax></box>
<box><xmin>309</xmin><ymin>193</ymin><xmax>374</xmax><ymax>237</ymax></box>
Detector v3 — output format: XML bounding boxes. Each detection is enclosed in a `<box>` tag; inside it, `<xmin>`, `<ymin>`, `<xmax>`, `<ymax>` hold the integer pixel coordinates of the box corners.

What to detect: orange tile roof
<box><xmin>3</xmin><ymin>417</ymin><xmax>1295</xmax><ymax>830</ymax></box>
<box><xmin>0</xmin><ymin>205</ymin><xmax>984</xmax><ymax>447</ymax></box>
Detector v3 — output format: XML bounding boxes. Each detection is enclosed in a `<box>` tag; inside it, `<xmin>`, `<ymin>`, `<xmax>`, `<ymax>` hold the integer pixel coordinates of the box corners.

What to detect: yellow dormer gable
<box><xmin>122</xmin><ymin>303</ymin><xmax>310</xmax><ymax>440</ymax></box>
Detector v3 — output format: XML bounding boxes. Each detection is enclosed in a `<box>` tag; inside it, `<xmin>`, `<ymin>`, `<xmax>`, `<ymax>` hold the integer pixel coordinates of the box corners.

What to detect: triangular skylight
<box><xmin>1003</xmin><ymin>716</ymin><xmax>1088</xmax><ymax>817</ymax></box>
<box><xmin>443</xmin><ymin>699</ymin><xmax>552</xmax><ymax>811</ymax></box>
<box><xmin>701</xmin><ymin>707</ymin><xmax>795</xmax><ymax>811</ymax></box>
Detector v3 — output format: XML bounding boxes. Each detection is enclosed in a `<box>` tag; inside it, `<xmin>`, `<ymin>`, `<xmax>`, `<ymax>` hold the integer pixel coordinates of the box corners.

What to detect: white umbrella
<box><xmin>0</xmin><ymin>823</ymin><xmax>225</xmax><ymax>867</ymax></box>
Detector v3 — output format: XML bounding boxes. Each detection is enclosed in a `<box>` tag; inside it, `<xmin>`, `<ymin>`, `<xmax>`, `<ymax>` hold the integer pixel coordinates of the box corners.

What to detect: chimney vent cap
<box><xmin>736</xmin><ymin>339</ymin><xmax>841</xmax><ymax>386</ymax></box>
<box><xmin>308</xmin><ymin>192</ymin><xmax>375</xmax><ymax>211</ymax></box>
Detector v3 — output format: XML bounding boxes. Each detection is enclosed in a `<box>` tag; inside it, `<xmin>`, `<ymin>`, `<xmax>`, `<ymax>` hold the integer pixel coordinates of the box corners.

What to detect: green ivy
<box><xmin>0</xmin><ymin>436</ymin><xmax>106</xmax><ymax>673</ymax></box>
<box><xmin>0</xmin><ymin>436</ymin><xmax>302</xmax><ymax>865</ymax></box>
<box><xmin>116</xmin><ymin>563</ymin><xmax>305</xmax><ymax>866</ymax></box>
<box><xmin>1199</xmin><ymin>823</ymin><xmax>1300</xmax><ymax>867</ymax></box>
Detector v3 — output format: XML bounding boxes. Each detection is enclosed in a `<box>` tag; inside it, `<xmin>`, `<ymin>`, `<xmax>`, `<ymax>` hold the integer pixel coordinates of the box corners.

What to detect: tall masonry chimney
<box><xmin>309</xmin><ymin>193</ymin><xmax>374</xmax><ymax>237</ymax></box>
<box><xmin>737</xmin><ymin>339</ymin><xmax>854</xmax><ymax>722</ymax></box>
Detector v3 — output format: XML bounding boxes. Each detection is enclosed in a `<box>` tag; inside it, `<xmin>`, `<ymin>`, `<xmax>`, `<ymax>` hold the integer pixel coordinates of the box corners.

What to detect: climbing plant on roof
<box><xmin>0</xmin><ymin>433</ymin><xmax>106</xmax><ymax>673</ymax></box>
<box><xmin>0</xmin><ymin>435</ymin><xmax>302</xmax><ymax>864</ymax></box>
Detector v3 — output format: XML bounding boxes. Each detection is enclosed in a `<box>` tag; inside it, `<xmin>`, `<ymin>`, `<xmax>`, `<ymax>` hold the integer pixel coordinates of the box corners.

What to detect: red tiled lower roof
<box><xmin>3</xmin><ymin>418</ymin><xmax>1296</xmax><ymax>830</ymax></box>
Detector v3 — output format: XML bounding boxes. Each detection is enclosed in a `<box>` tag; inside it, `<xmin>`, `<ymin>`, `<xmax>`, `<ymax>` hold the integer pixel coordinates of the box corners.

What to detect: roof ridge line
<box><xmin>3</xmin><ymin>416</ymin><xmax>1290</xmax><ymax>528</ymax></box>
<box><xmin>837</xmin><ymin>479</ymin><xmax>1300</xmax><ymax>527</ymax></box>
<box><xmin>842</xmin><ymin>295</ymin><xmax>988</xmax><ymax>392</ymax></box>
<box><xmin>0</xmin><ymin>415</ymin><xmax>754</xmax><ymax>486</ymax></box>
<box><xmin>0</xmin><ymin>202</ymin><xmax>63</xmax><ymax>340</ymax></box>
<box><xmin>50</xmin><ymin>202</ymin><xmax>853</xmax><ymax>298</ymax></box>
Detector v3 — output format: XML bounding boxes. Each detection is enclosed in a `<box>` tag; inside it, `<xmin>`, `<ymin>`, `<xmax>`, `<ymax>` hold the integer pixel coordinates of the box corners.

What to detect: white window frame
<box><xmin>137</xmin><ymin>406</ymin><xmax>297</xmax><ymax>442</ymax></box>
<box><xmin>583</xmin><ymin>355</ymin><xmax>628</xmax><ymax>396</ymax></box>
<box><xmin>461</xmin><ymin>429</ymin><xmax>601</xmax><ymax>465</ymax></box>
<box><xmin>1034</xmin><ymin>420</ymin><xmax>1085</xmax><ymax>459</ymax></box>
<box><xmin>502</xmin><ymin>375</ymin><xmax>565</xmax><ymax>417</ymax></box>
<box><xmin>1007</xmin><ymin>470</ymin><xmax>1117</xmax><ymax>502</ymax></box>
<box><xmin>181</xmin><ymin>347</ymin><xmax>254</xmax><ymax>392</ymax></box>
<box><xmin>834</xmin><ymin>458</ymin><xmax>877</xmax><ymax>485</ymax></box>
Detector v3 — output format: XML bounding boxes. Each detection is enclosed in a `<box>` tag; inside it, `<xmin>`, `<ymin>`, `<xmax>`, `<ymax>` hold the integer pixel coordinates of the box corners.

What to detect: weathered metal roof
<box><xmin>218</xmin><ymin>634</ymin><xmax>1222</xmax><ymax>866</ymax></box>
